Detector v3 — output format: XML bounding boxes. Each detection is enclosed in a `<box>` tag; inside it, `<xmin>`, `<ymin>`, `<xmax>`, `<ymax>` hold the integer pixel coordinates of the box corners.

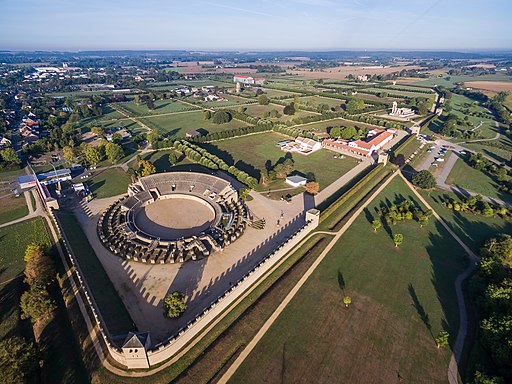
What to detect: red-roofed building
<box><xmin>322</xmin><ymin>129</ymin><xmax>396</xmax><ymax>157</ymax></box>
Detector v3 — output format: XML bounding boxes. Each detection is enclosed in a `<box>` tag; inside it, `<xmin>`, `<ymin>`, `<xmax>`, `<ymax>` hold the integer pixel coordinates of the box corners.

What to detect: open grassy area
<box><xmin>407</xmin><ymin>74</ymin><xmax>512</xmax><ymax>88</ymax></box>
<box><xmin>55</xmin><ymin>212</ymin><xmax>135</xmax><ymax>337</ymax></box>
<box><xmin>419</xmin><ymin>188</ymin><xmax>512</xmax><ymax>253</ymax></box>
<box><xmin>142</xmin><ymin>149</ymin><xmax>195</xmax><ymax>172</ymax></box>
<box><xmin>445</xmin><ymin>94</ymin><xmax>497</xmax><ymax>139</ymax></box>
<box><xmin>87</xmin><ymin>167</ymin><xmax>131</xmax><ymax>199</ymax></box>
<box><xmin>0</xmin><ymin>194</ymin><xmax>28</xmax><ymax>225</ymax></box>
<box><xmin>361</xmin><ymin>87</ymin><xmax>435</xmax><ymax>99</ymax></box>
<box><xmin>241</xmin><ymin>103</ymin><xmax>318</xmax><ymax>123</ymax></box>
<box><xmin>463</xmin><ymin>134</ymin><xmax>512</xmax><ymax>164</ymax></box>
<box><xmin>139</xmin><ymin>110</ymin><xmax>250</xmax><ymax>137</ymax></box>
<box><xmin>201</xmin><ymin>132</ymin><xmax>359</xmax><ymax>190</ymax></box>
<box><xmin>287</xmin><ymin>95</ymin><xmax>345</xmax><ymax>108</ymax></box>
<box><xmin>0</xmin><ymin>167</ymin><xmax>26</xmax><ymax>182</ymax></box>
<box><xmin>230</xmin><ymin>177</ymin><xmax>468</xmax><ymax>384</ymax></box>
<box><xmin>446</xmin><ymin>158</ymin><xmax>511</xmax><ymax>203</ymax></box>
<box><xmin>296</xmin><ymin>117</ymin><xmax>379</xmax><ymax>134</ymax></box>
<box><xmin>117</xmin><ymin>99</ymin><xmax>199</xmax><ymax>116</ymax></box>
<box><xmin>0</xmin><ymin>218</ymin><xmax>52</xmax><ymax>340</ymax></box>
<box><xmin>197</xmin><ymin>94</ymin><xmax>254</xmax><ymax>108</ymax></box>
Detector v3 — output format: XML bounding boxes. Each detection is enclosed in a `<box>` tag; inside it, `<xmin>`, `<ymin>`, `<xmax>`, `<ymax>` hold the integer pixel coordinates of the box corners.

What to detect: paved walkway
<box><xmin>217</xmin><ymin>171</ymin><xmax>400</xmax><ymax>384</ymax></box>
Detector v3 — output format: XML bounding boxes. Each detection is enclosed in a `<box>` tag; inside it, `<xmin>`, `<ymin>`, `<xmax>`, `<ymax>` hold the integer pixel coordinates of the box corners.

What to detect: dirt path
<box><xmin>217</xmin><ymin>170</ymin><xmax>400</xmax><ymax>384</ymax></box>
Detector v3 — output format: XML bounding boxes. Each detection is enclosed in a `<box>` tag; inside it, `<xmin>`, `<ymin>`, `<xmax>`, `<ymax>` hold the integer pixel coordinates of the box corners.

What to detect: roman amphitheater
<box><xmin>97</xmin><ymin>172</ymin><xmax>249</xmax><ymax>263</ymax></box>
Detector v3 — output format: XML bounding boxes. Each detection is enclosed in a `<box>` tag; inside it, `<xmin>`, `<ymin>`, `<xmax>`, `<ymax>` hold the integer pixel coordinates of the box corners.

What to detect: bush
<box><xmin>163</xmin><ymin>291</ymin><xmax>187</xmax><ymax>318</ymax></box>
<box><xmin>283</xmin><ymin>103</ymin><xmax>296</xmax><ymax>115</ymax></box>
<box><xmin>0</xmin><ymin>337</ymin><xmax>38</xmax><ymax>384</ymax></box>
<box><xmin>258</xmin><ymin>94</ymin><xmax>269</xmax><ymax>105</ymax></box>
<box><xmin>212</xmin><ymin>110</ymin><xmax>232</xmax><ymax>124</ymax></box>
<box><xmin>412</xmin><ymin>170</ymin><xmax>436</xmax><ymax>189</ymax></box>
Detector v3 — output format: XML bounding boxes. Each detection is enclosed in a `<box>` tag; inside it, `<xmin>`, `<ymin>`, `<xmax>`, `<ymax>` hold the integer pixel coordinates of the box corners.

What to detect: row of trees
<box><xmin>173</xmin><ymin>140</ymin><xmax>258</xmax><ymax>188</ymax></box>
<box><xmin>469</xmin><ymin>234</ymin><xmax>512</xmax><ymax>383</ymax></box>
<box><xmin>1</xmin><ymin>243</ymin><xmax>58</xmax><ymax>383</ymax></box>
<box><xmin>442</xmin><ymin>194</ymin><xmax>510</xmax><ymax>219</ymax></box>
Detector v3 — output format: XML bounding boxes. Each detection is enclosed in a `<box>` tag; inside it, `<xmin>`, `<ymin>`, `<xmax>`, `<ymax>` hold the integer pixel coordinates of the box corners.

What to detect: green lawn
<box><xmin>200</xmin><ymin>132</ymin><xmax>359</xmax><ymax>190</ymax></box>
<box><xmin>241</xmin><ymin>103</ymin><xmax>318</xmax><ymax>123</ymax></box>
<box><xmin>446</xmin><ymin>158</ymin><xmax>511</xmax><ymax>203</ymax></box>
<box><xmin>296</xmin><ymin>117</ymin><xmax>379</xmax><ymax>134</ymax></box>
<box><xmin>117</xmin><ymin>99</ymin><xmax>199</xmax><ymax>116</ymax></box>
<box><xmin>446</xmin><ymin>94</ymin><xmax>497</xmax><ymax>140</ymax></box>
<box><xmin>87</xmin><ymin>168</ymin><xmax>131</xmax><ymax>199</ymax></box>
<box><xmin>230</xmin><ymin>176</ymin><xmax>468</xmax><ymax>384</ymax></box>
<box><xmin>139</xmin><ymin>110</ymin><xmax>250</xmax><ymax>137</ymax></box>
<box><xmin>0</xmin><ymin>194</ymin><xmax>28</xmax><ymax>225</ymax></box>
<box><xmin>0</xmin><ymin>168</ymin><xmax>26</xmax><ymax>182</ymax></box>
<box><xmin>285</xmin><ymin>95</ymin><xmax>345</xmax><ymax>108</ymax></box>
<box><xmin>0</xmin><ymin>218</ymin><xmax>52</xmax><ymax>340</ymax></box>
<box><xmin>55</xmin><ymin>212</ymin><xmax>135</xmax><ymax>337</ymax></box>
<box><xmin>407</xmin><ymin>75</ymin><xmax>512</xmax><ymax>88</ymax></box>
<box><xmin>362</xmin><ymin>87</ymin><xmax>435</xmax><ymax>99</ymax></box>
<box><xmin>197</xmin><ymin>94</ymin><xmax>254</xmax><ymax>108</ymax></box>
<box><xmin>463</xmin><ymin>134</ymin><xmax>512</xmax><ymax>164</ymax></box>
<box><xmin>142</xmin><ymin>149</ymin><xmax>195</xmax><ymax>172</ymax></box>
<box><xmin>419</xmin><ymin>188</ymin><xmax>512</xmax><ymax>253</ymax></box>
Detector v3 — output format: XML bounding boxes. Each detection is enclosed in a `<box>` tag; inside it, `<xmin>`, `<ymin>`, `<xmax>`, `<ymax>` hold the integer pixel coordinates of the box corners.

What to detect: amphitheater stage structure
<box><xmin>97</xmin><ymin>172</ymin><xmax>249</xmax><ymax>264</ymax></box>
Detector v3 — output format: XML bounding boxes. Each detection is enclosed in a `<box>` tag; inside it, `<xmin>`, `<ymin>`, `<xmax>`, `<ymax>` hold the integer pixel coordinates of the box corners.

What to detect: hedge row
<box><xmin>320</xmin><ymin>164</ymin><xmax>390</xmax><ymax>230</ymax></box>
<box><xmin>174</xmin><ymin>140</ymin><xmax>258</xmax><ymax>188</ymax></box>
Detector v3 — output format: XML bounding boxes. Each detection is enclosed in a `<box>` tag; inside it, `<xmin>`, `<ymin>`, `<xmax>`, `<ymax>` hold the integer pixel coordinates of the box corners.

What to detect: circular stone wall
<box><xmin>133</xmin><ymin>195</ymin><xmax>217</xmax><ymax>239</ymax></box>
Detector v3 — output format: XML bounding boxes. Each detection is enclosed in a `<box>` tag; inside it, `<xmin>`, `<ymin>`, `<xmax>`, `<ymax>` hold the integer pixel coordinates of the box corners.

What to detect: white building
<box><xmin>285</xmin><ymin>175</ymin><xmax>308</xmax><ymax>187</ymax></box>
<box><xmin>389</xmin><ymin>101</ymin><xmax>415</xmax><ymax>118</ymax></box>
<box><xmin>281</xmin><ymin>136</ymin><xmax>321</xmax><ymax>155</ymax></box>
<box><xmin>233</xmin><ymin>75</ymin><xmax>265</xmax><ymax>85</ymax></box>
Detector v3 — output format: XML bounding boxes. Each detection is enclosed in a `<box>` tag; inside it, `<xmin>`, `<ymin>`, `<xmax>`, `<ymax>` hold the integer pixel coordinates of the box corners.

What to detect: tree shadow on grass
<box><xmin>408</xmin><ymin>283</ymin><xmax>433</xmax><ymax>340</ymax></box>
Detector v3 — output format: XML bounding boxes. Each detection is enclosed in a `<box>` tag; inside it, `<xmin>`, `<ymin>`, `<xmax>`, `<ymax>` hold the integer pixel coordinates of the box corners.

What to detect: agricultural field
<box><xmin>139</xmin><ymin>110</ymin><xmax>250</xmax><ymax>137</ymax></box>
<box><xmin>200</xmin><ymin>132</ymin><xmax>359</xmax><ymax>190</ymax></box>
<box><xmin>230</xmin><ymin>176</ymin><xmax>468</xmax><ymax>384</ymax></box>
<box><xmin>446</xmin><ymin>158</ymin><xmax>511</xmax><ymax>203</ymax></box>
<box><xmin>0</xmin><ymin>218</ymin><xmax>52</xmax><ymax>339</ymax></box>
<box><xmin>241</xmin><ymin>103</ymin><xmax>318</xmax><ymax>123</ymax></box>
<box><xmin>405</xmin><ymin>74</ymin><xmax>512</xmax><ymax>88</ymax></box>
<box><xmin>0</xmin><ymin>194</ymin><xmax>28</xmax><ymax>225</ymax></box>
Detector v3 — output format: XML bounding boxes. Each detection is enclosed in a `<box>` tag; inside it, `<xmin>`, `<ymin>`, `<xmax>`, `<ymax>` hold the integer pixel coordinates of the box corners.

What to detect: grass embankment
<box><xmin>93</xmin><ymin>235</ymin><xmax>332</xmax><ymax>383</ymax></box>
<box><xmin>231</xmin><ymin>176</ymin><xmax>468</xmax><ymax>384</ymax></box>
<box><xmin>55</xmin><ymin>212</ymin><xmax>135</xmax><ymax>336</ymax></box>
<box><xmin>446</xmin><ymin>158</ymin><xmax>511</xmax><ymax>203</ymax></box>
<box><xmin>87</xmin><ymin>168</ymin><xmax>131</xmax><ymax>199</ymax></box>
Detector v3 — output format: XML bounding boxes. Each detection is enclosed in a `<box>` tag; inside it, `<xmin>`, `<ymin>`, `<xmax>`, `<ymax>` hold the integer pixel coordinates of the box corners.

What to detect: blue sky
<box><xmin>1</xmin><ymin>0</ymin><xmax>511</xmax><ymax>51</ymax></box>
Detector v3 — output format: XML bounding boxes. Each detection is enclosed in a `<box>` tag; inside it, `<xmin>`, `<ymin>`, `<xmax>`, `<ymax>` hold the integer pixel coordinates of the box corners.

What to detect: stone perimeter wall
<box><xmin>51</xmin><ymin>208</ymin><xmax>318</xmax><ymax>369</ymax></box>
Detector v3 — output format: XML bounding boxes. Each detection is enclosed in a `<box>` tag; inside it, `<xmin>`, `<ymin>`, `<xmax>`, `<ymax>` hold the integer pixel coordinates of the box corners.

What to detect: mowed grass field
<box><xmin>87</xmin><ymin>168</ymin><xmax>131</xmax><ymax>199</ymax></box>
<box><xmin>284</xmin><ymin>95</ymin><xmax>345</xmax><ymax>108</ymax></box>
<box><xmin>117</xmin><ymin>99</ymin><xmax>199</xmax><ymax>116</ymax></box>
<box><xmin>296</xmin><ymin>117</ymin><xmax>379</xmax><ymax>134</ymax></box>
<box><xmin>139</xmin><ymin>110</ymin><xmax>250</xmax><ymax>137</ymax></box>
<box><xmin>446</xmin><ymin>158</ymin><xmax>511</xmax><ymax>203</ymax></box>
<box><xmin>202</xmin><ymin>132</ymin><xmax>359</xmax><ymax>190</ymax></box>
<box><xmin>230</xmin><ymin>177</ymin><xmax>467</xmax><ymax>384</ymax></box>
<box><xmin>241</xmin><ymin>103</ymin><xmax>318</xmax><ymax>123</ymax></box>
<box><xmin>0</xmin><ymin>194</ymin><xmax>28</xmax><ymax>225</ymax></box>
<box><xmin>0</xmin><ymin>218</ymin><xmax>52</xmax><ymax>340</ymax></box>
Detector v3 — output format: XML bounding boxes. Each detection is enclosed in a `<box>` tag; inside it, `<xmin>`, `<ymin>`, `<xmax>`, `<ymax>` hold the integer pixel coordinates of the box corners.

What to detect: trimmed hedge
<box><xmin>320</xmin><ymin>164</ymin><xmax>391</xmax><ymax>230</ymax></box>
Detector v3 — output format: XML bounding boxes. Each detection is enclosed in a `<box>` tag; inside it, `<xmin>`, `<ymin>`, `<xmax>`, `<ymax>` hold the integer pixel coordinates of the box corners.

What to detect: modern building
<box><xmin>285</xmin><ymin>175</ymin><xmax>308</xmax><ymax>187</ymax></box>
<box><xmin>233</xmin><ymin>75</ymin><xmax>265</xmax><ymax>85</ymax></box>
<box><xmin>37</xmin><ymin>168</ymin><xmax>72</xmax><ymax>185</ymax></box>
<box><xmin>17</xmin><ymin>174</ymin><xmax>37</xmax><ymax>190</ymax></box>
